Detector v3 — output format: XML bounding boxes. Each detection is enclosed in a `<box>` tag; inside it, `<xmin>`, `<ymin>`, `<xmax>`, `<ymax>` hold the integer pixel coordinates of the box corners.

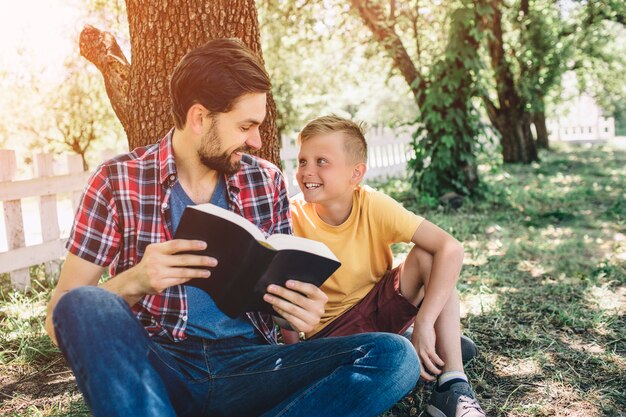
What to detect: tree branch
<box><xmin>412</xmin><ymin>1</ymin><xmax>422</xmax><ymax>69</ymax></box>
<box><xmin>349</xmin><ymin>0</ymin><xmax>426</xmax><ymax>107</ymax></box>
<box><xmin>79</xmin><ymin>25</ymin><xmax>131</xmax><ymax>132</ymax></box>
<box><xmin>482</xmin><ymin>94</ymin><xmax>499</xmax><ymax>125</ymax></box>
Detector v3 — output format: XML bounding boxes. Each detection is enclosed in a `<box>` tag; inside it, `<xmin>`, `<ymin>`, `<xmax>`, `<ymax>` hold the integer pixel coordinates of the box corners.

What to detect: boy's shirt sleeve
<box><xmin>367</xmin><ymin>188</ymin><xmax>424</xmax><ymax>243</ymax></box>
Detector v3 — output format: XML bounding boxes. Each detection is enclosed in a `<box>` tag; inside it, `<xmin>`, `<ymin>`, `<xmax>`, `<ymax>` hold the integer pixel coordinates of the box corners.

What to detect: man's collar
<box><xmin>225</xmin><ymin>169</ymin><xmax>242</xmax><ymax>194</ymax></box>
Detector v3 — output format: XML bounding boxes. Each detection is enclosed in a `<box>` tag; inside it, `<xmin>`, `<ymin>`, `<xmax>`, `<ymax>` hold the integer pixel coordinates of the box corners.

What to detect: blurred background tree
<box><xmin>0</xmin><ymin>0</ymin><xmax>624</xmax><ymax>197</ymax></box>
<box><xmin>42</xmin><ymin>59</ymin><xmax>122</xmax><ymax>170</ymax></box>
<box><xmin>258</xmin><ymin>0</ymin><xmax>418</xmax><ymax>137</ymax></box>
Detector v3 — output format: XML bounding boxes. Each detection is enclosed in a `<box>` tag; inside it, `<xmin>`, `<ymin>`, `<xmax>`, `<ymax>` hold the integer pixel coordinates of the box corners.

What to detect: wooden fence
<box><xmin>0</xmin><ymin>130</ymin><xmax>412</xmax><ymax>290</ymax></box>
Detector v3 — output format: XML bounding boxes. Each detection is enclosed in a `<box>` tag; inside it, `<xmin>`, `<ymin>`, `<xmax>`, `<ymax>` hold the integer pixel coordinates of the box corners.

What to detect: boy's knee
<box><xmin>405</xmin><ymin>246</ymin><xmax>433</xmax><ymax>280</ymax></box>
<box><xmin>399</xmin><ymin>248</ymin><xmax>432</xmax><ymax>303</ymax></box>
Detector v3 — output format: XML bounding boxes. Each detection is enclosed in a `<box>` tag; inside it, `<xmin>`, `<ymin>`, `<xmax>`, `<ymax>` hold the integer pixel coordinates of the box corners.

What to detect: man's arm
<box><xmin>46</xmin><ymin>239</ymin><xmax>217</xmax><ymax>345</ymax></box>
<box><xmin>264</xmin><ymin>280</ymin><xmax>328</xmax><ymax>334</ymax></box>
<box><xmin>45</xmin><ymin>254</ymin><xmax>105</xmax><ymax>345</ymax></box>
<box><xmin>262</xmin><ymin>168</ymin><xmax>327</xmax><ymax>334</ymax></box>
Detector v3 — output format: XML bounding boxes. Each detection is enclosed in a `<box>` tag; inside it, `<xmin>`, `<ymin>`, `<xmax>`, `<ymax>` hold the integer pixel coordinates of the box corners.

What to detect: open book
<box><xmin>174</xmin><ymin>203</ymin><xmax>341</xmax><ymax>318</ymax></box>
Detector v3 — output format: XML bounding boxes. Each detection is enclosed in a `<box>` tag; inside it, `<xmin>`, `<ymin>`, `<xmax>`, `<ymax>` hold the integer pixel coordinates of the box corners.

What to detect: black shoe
<box><xmin>460</xmin><ymin>335</ymin><xmax>478</xmax><ymax>365</ymax></box>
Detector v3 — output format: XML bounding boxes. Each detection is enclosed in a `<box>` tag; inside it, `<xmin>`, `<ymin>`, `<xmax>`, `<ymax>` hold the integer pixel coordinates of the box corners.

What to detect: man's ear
<box><xmin>351</xmin><ymin>162</ymin><xmax>367</xmax><ymax>184</ymax></box>
<box><xmin>186</xmin><ymin>104</ymin><xmax>209</xmax><ymax>135</ymax></box>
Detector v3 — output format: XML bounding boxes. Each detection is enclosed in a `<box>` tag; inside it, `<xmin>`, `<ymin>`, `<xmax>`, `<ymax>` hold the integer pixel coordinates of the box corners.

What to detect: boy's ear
<box><xmin>350</xmin><ymin>162</ymin><xmax>367</xmax><ymax>185</ymax></box>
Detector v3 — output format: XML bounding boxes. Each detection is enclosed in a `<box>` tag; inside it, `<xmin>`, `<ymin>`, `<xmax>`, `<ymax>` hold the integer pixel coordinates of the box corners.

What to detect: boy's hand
<box><xmin>411</xmin><ymin>324</ymin><xmax>445</xmax><ymax>381</ymax></box>
<box><xmin>263</xmin><ymin>280</ymin><xmax>328</xmax><ymax>333</ymax></box>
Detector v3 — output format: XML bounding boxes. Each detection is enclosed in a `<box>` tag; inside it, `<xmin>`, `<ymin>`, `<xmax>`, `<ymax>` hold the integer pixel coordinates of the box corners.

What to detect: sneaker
<box><xmin>401</xmin><ymin>328</ymin><xmax>478</xmax><ymax>365</ymax></box>
<box><xmin>426</xmin><ymin>381</ymin><xmax>486</xmax><ymax>417</ymax></box>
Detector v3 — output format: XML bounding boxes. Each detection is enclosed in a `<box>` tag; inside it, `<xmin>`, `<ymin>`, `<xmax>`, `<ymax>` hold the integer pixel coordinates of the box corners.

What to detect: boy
<box><xmin>289</xmin><ymin>115</ymin><xmax>486</xmax><ymax>417</ymax></box>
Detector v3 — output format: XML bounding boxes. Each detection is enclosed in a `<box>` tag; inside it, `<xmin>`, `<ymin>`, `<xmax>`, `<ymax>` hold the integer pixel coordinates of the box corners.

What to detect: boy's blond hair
<box><xmin>298</xmin><ymin>115</ymin><xmax>368</xmax><ymax>163</ymax></box>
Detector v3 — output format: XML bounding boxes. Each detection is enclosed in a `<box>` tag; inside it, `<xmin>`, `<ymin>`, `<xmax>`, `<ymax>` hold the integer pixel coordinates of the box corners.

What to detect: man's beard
<box><xmin>198</xmin><ymin>126</ymin><xmax>248</xmax><ymax>175</ymax></box>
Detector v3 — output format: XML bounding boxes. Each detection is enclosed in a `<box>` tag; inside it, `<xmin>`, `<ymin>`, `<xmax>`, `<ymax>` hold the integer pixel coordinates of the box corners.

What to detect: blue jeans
<box><xmin>53</xmin><ymin>287</ymin><xmax>420</xmax><ymax>417</ymax></box>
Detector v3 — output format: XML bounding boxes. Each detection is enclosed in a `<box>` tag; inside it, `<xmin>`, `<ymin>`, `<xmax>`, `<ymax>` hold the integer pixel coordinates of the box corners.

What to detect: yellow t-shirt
<box><xmin>290</xmin><ymin>185</ymin><xmax>424</xmax><ymax>337</ymax></box>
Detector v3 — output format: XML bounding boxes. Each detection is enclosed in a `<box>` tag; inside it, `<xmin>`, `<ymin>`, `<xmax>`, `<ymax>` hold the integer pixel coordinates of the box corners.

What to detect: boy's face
<box><xmin>296</xmin><ymin>132</ymin><xmax>360</xmax><ymax>205</ymax></box>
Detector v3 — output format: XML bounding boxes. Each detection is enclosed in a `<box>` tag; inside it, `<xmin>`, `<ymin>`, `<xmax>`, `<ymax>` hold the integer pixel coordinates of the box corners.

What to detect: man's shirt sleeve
<box><xmin>65</xmin><ymin>164</ymin><xmax>121</xmax><ymax>266</ymax></box>
<box><xmin>270</xmin><ymin>168</ymin><xmax>293</xmax><ymax>236</ymax></box>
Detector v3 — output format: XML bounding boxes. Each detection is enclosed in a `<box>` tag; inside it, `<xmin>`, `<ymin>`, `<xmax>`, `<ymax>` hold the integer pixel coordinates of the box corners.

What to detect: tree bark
<box><xmin>532</xmin><ymin>110</ymin><xmax>549</xmax><ymax>150</ymax></box>
<box><xmin>480</xmin><ymin>1</ymin><xmax>538</xmax><ymax>163</ymax></box>
<box><xmin>80</xmin><ymin>0</ymin><xmax>280</xmax><ymax>166</ymax></box>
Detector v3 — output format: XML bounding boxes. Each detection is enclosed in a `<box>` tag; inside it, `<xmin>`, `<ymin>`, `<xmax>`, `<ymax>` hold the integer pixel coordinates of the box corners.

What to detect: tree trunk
<box><xmin>533</xmin><ymin>110</ymin><xmax>550</xmax><ymax>149</ymax></box>
<box><xmin>350</xmin><ymin>0</ymin><xmax>481</xmax><ymax>195</ymax></box>
<box><xmin>481</xmin><ymin>0</ymin><xmax>538</xmax><ymax>163</ymax></box>
<box><xmin>493</xmin><ymin>111</ymin><xmax>537</xmax><ymax>163</ymax></box>
<box><xmin>79</xmin><ymin>0</ymin><xmax>280</xmax><ymax>167</ymax></box>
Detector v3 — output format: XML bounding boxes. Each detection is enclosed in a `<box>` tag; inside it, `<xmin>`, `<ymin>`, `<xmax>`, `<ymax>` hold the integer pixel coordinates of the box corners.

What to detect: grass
<box><xmin>1</xmin><ymin>143</ymin><xmax>624</xmax><ymax>416</ymax></box>
<box><xmin>382</xmin><ymin>143</ymin><xmax>625</xmax><ymax>416</ymax></box>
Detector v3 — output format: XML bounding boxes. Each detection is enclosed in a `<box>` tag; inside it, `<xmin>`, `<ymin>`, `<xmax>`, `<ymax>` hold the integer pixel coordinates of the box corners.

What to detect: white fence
<box><xmin>547</xmin><ymin>116</ymin><xmax>616</xmax><ymax>143</ymax></box>
<box><xmin>0</xmin><ymin>129</ymin><xmax>412</xmax><ymax>290</ymax></box>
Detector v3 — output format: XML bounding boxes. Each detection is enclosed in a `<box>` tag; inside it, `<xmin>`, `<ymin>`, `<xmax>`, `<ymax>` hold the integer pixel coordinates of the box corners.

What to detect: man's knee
<box><xmin>54</xmin><ymin>286</ymin><xmax>129</xmax><ymax>332</ymax></box>
<box><xmin>365</xmin><ymin>333</ymin><xmax>420</xmax><ymax>391</ymax></box>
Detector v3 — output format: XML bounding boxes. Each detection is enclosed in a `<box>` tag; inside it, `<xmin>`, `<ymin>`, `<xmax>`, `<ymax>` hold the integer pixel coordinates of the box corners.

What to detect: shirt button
<box><xmin>182</xmin><ymin>315</ymin><xmax>188</xmax><ymax>321</ymax></box>
<box><xmin>162</xmin><ymin>202</ymin><xmax>168</xmax><ymax>210</ymax></box>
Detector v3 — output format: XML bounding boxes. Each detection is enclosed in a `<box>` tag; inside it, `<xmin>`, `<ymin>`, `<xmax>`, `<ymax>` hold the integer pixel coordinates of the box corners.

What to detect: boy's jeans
<box><xmin>53</xmin><ymin>286</ymin><xmax>420</xmax><ymax>417</ymax></box>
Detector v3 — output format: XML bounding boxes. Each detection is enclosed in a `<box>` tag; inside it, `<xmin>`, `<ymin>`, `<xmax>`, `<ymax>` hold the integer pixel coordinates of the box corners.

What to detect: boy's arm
<box><xmin>410</xmin><ymin>220</ymin><xmax>464</xmax><ymax>378</ymax></box>
<box><xmin>411</xmin><ymin>220</ymin><xmax>464</xmax><ymax>325</ymax></box>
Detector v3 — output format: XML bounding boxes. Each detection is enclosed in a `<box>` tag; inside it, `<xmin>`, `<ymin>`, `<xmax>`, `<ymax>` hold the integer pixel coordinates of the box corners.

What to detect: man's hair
<box><xmin>298</xmin><ymin>115</ymin><xmax>368</xmax><ymax>163</ymax></box>
<box><xmin>170</xmin><ymin>38</ymin><xmax>271</xmax><ymax>129</ymax></box>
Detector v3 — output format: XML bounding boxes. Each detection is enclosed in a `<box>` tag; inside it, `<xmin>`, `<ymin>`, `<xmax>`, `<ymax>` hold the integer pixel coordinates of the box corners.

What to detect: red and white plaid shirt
<box><xmin>66</xmin><ymin>130</ymin><xmax>291</xmax><ymax>343</ymax></box>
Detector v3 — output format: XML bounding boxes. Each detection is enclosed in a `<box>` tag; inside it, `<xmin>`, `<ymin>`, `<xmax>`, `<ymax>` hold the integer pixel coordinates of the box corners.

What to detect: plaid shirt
<box><xmin>66</xmin><ymin>130</ymin><xmax>291</xmax><ymax>343</ymax></box>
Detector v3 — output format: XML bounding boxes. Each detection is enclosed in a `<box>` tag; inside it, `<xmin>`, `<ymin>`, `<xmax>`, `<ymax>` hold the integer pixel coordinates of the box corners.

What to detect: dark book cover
<box><xmin>173</xmin><ymin>205</ymin><xmax>340</xmax><ymax>318</ymax></box>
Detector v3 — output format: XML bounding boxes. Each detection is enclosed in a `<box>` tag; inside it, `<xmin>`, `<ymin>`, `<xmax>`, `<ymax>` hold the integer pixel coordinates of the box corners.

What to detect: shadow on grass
<box><xmin>387</xmin><ymin>146</ymin><xmax>625</xmax><ymax>416</ymax></box>
<box><xmin>464</xmin><ymin>274</ymin><xmax>625</xmax><ymax>416</ymax></box>
<box><xmin>389</xmin><ymin>268</ymin><xmax>624</xmax><ymax>416</ymax></box>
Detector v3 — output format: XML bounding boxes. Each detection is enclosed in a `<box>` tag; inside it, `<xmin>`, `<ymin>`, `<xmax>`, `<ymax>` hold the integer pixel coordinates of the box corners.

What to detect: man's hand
<box><xmin>263</xmin><ymin>280</ymin><xmax>328</xmax><ymax>333</ymax></box>
<box><xmin>411</xmin><ymin>322</ymin><xmax>444</xmax><ymax>382</ymax></box>
<box><xmin>124</xmin><ymin>239</ymin><xmax>217</xmax><ymax>297</ymax></box>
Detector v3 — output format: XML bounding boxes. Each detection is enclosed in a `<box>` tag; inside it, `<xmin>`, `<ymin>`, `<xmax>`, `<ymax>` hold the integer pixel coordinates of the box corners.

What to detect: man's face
<box><xmin>198</xmin><ymin>93</ymin><xmax>267</xmax><ymax>174</ymax></box>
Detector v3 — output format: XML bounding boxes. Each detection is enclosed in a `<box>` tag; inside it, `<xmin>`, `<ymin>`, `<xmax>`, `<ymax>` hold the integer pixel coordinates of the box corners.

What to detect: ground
<box><xmin>1</xmin><ymin>144</ymin><xmax>624</xmax><ymax>416</ymax></box>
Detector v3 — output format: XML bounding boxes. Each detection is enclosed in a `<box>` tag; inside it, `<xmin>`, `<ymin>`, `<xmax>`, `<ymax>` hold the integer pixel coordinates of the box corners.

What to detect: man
<box><xmin>45</xmin><ymin>39</ymin><xmax>420</xmax><ymax>417</ymax></box>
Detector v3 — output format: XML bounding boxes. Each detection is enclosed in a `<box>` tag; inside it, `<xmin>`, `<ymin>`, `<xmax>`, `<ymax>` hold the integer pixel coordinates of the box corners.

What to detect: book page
<box><xmin>190</xmin><ymin>203</ymin><xmax>266</xmax><ymax>242</ymax></box>
<box><xmin>266</xmin><ymin>234</ymin><xmax>339</xmax><ymax>261</ymax></box>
